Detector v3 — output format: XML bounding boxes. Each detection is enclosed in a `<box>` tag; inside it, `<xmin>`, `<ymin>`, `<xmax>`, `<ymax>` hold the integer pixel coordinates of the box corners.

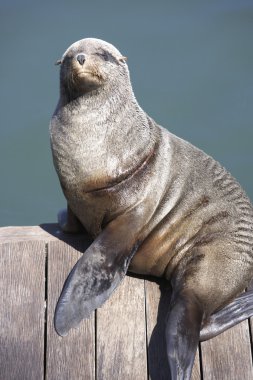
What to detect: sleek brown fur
<box><xmin>50</xmin><ymin>38</ymin><xmax>253</xmax><ymax>380</ymax></box>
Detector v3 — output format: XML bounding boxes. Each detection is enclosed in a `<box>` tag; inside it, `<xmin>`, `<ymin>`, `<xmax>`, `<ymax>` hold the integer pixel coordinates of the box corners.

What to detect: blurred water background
<box><xmin>0</xmin><ymin>0</ymin><xmax>252</xmax><ymax>226</ymax></box>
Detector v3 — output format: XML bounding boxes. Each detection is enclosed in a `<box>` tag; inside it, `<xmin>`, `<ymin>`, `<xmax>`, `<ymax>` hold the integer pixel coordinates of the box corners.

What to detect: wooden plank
<box><xmin>0</xmin><ymin>224</ymin><xmax>91</xmax><ymax>244</ymax></box>
<box><xmin>201</xmin><ymin>320</ymin><xmax>253</xmax><ymax>379</ymax></box>
<box><xmin>0</xmin><ymin>225</ymin><xmax>59</xmax><ymax>242</ymax></box>
<box><xmin>0</xmin><ymin>241</ymin><xmax>45</xmax><ymax>379</ymax></box>
<box><xmin>145</xmin><ymin>279</ymin><xmax>171</xmax><ymax>379</ymax></box>
<box><xmin>97</xmin><ymin>275</ymin><xmax>147</xmax><ymax>380</ymax></box>
<box><xmin>46</xmin><ymin>240</ymin><xmax>95</xmax><ymax>380</ymax></box>
<box><xmin>145</xmin><ymin>280</ymin><xmax>201</xmax><ymax>380</ymax></box>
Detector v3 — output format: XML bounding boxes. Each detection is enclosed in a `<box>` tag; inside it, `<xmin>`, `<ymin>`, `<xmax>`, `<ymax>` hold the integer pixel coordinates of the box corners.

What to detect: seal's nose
<box><xmin>76</xmin><ymin>54</ymin><xmax>86</xmax><ymax>66</ymax></box>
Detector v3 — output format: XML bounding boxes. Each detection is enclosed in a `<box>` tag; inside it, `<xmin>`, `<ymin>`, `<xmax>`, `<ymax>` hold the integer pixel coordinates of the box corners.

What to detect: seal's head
<box><xmin>56</xmin><ymin>38</ymin><xmax>128</xmax><ymax>101</ymax></box>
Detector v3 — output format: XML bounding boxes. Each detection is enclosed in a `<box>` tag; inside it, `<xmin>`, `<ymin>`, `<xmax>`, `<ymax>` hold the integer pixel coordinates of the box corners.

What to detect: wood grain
<box><xmin>0</xmin><ymin>225</ymin><xmax>59</xmax><ymax>242</ymax></box>
<box><xmin>96</xmin><ymin>275</ymin><xmax>147</xmax><ymax>380</ymax></box>
<box><xmin>0</xmin><ymin>241</ymin><xmax>45</xmax><ymax>379</ymax></box>
<box><xmin>46</xmin><ymin>240</ymin><xmax>95</xmax><ymax>380</ymax></box>
<box><xmin>201</xmin><ymin>320</ymin><xmax>253</xmax><ymax>380</ymax></box>
<box><xmin>0</xmin><ymin>224</ymin><xmax>91</xmax><ymax>244</ymax></box>
<box><xmin>145</xmin><ymin>280</ymin><xmax>201</xmax><ymax>380</ymax></box>
<box><xmin>1</xmin><ymin>227</ymin><xmax>253</xmax><ymax>380</ymax></box>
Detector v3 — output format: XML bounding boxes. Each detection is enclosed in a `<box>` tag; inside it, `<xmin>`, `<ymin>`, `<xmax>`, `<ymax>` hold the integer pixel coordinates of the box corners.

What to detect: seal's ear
<box><xmin>55</xmin><ymin>59</ymin><xmax>62</xmax><ymax>66</ymax></box>
<box><xmin>118</xmin><ymin>56</ymin><xmax>127</xmax><ymax>63</ymax></box>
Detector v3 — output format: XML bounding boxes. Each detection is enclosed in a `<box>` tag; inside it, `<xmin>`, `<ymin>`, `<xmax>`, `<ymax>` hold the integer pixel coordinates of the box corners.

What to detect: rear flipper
<box><xmin>200</xmin><ymin>288</ymin><xmax>253</xmax><ymax>341</ymax></box>
<box><xmin>165</xmin><ymin>290</ymin><xmax>203</xmax><ymax>380</ymax></box>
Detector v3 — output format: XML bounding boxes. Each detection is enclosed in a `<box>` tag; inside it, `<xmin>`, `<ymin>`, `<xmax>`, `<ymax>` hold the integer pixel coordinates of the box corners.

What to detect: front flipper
<box><xmin>54</xmin><ymin>216</ymin><xmax>139</xmax><ymax>336</ymax></box>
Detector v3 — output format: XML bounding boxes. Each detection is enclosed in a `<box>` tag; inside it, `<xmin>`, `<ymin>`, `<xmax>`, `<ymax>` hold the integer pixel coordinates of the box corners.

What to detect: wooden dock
<box><xmin>0</xmin><ymin>224</ymin><xmax>253</xmax><ymax>380</ymax></box>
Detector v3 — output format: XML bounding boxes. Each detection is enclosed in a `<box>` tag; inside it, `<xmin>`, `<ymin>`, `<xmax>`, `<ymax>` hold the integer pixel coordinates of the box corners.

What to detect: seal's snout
<box><xmin>76</xmin><ymin>54</ymin><xmax>86</xmax><ymax>66</ymax></box>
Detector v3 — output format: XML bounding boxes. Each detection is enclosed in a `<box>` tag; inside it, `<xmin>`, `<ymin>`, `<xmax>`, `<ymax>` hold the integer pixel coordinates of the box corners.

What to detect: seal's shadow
<box><xmin>40</xmin><ymin>223</ymin><xmax>93</xmax><ymax>252</ymax></box>
<box><xmin>149</xmin><ymin>279</ymin><xmax>172</xmax><ymax>379</ymax></box>
<box><xmin>129</xmin><ymin>274</ymin><xmax>172</xmax><ymax>380</ymax></box>
<box><xmin>41</xmin><ymin>224</ymin><xmax>172</xmax><ymax>379</ymax></box>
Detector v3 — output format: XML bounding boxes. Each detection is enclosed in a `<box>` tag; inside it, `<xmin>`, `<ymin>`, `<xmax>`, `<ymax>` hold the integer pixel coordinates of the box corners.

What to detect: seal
<box><xmin>50</xmin><ymin>38</ymin><xmax>253</xmax><ymax>380</ymax></box>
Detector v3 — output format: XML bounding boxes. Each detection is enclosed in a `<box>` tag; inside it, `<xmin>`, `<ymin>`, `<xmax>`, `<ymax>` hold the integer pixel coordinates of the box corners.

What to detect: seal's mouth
<box><xmin>74</xmin><ymin>68</ymin><xmax>104</xmax><ymax>82</ymax></box>
<box><xmin>76</xmin><ymin>71</ymin><xmax>96</xmax><ymax>77</ymax></box>
<box><xmin>66</xmin><ymin>65</ymin><xmax>104</xmax><ymax>96</ymax></box>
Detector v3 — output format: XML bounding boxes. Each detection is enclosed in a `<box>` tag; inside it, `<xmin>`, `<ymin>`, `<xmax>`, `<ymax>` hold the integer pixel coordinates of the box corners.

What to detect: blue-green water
<box><xmin>0</xmin><ymin>0</ymin><xmax>252</xmax><ymax>226</ymax></box>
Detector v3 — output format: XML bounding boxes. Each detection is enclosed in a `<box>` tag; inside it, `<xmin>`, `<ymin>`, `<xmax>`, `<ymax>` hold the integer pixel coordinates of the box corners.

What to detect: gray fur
<box><xmin>50</xmin><ymin>38</ymin><xmax>253</xmax><ymax>379</ymax></box>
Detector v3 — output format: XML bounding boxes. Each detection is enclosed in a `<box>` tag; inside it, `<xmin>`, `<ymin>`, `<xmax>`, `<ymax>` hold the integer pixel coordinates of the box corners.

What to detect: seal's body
<box><xmin>50</xmin><ymin>38</ymin><xmax>253</xmax><ymax>380</ymax></box>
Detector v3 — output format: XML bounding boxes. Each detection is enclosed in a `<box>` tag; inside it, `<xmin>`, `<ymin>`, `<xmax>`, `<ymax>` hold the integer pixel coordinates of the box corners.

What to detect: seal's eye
<box><xmin>96</xmin><ymin>51</ymin><xmax>110</xmax><ymax>61</ymax></box>
<box><xmin>96</xmin><ymin>51</ymin><xmax>119</xmax><ymax>65</ymax></box>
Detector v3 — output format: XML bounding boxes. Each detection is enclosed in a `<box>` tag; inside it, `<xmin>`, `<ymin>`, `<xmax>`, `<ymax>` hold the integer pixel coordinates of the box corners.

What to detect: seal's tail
<box><xmin>200</xmin><ymin>288</ymin><xmax>253</xmax><ymax>341</ymax></box>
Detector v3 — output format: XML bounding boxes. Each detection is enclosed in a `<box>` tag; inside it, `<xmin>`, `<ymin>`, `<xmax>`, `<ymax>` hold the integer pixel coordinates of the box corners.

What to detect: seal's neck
<box><xmin>56</xmin><ymin>78</ymin><xmax>143</xmax><ymax>131</ymax></box>
<box><xmin>59</xmin><ymin>72</ymin><xmax>133</xmax><ymax>109</ymax></box>
<box><xmin>51</xmin><ymin>77</ymin><xmax>157</xmax><ymax>196</ymax></box>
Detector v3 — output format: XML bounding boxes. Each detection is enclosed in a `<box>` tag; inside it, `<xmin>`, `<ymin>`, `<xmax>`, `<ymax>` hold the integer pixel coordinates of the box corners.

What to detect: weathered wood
<box><xmin>46</xmin><ymin>240</ymin><xmax>95</xmax><ymax>380</ymax></box>
<box><xmin>145</xmin><ymin>279</ymin><xmax>171</xmax><ymax>380</ymax></box>
<box><xmin>1</xmin><ymin>226</ymin><xmax>253</xmax><ymax>380</ymax></box>
<box><xmin>0</xmin><ymin>225</ymin><xmax>59</xmax><ymax>242</ymax></box>
<box><xmin>97</xmin><ymin>275</ymin><xmax>147</xmax><ymax>380</ymax></box>
<box><xmin>145</xmin><ymin>280</ymin><xmax>201</xmax><ymax>380</ymax></box>
<box><xmin>0</xmin><ymin>224</ymin><xmax>91</xmax><ymax>243</ymax></box>
<box><xmin>201</xmin><ymin>320</ymin><xmax>253</xmax><ymax>379</ymax></box>
<box><xmin>0</xmin><ymin>241</ymin><xmax>45</xmax><ymax>379</ymax></box>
